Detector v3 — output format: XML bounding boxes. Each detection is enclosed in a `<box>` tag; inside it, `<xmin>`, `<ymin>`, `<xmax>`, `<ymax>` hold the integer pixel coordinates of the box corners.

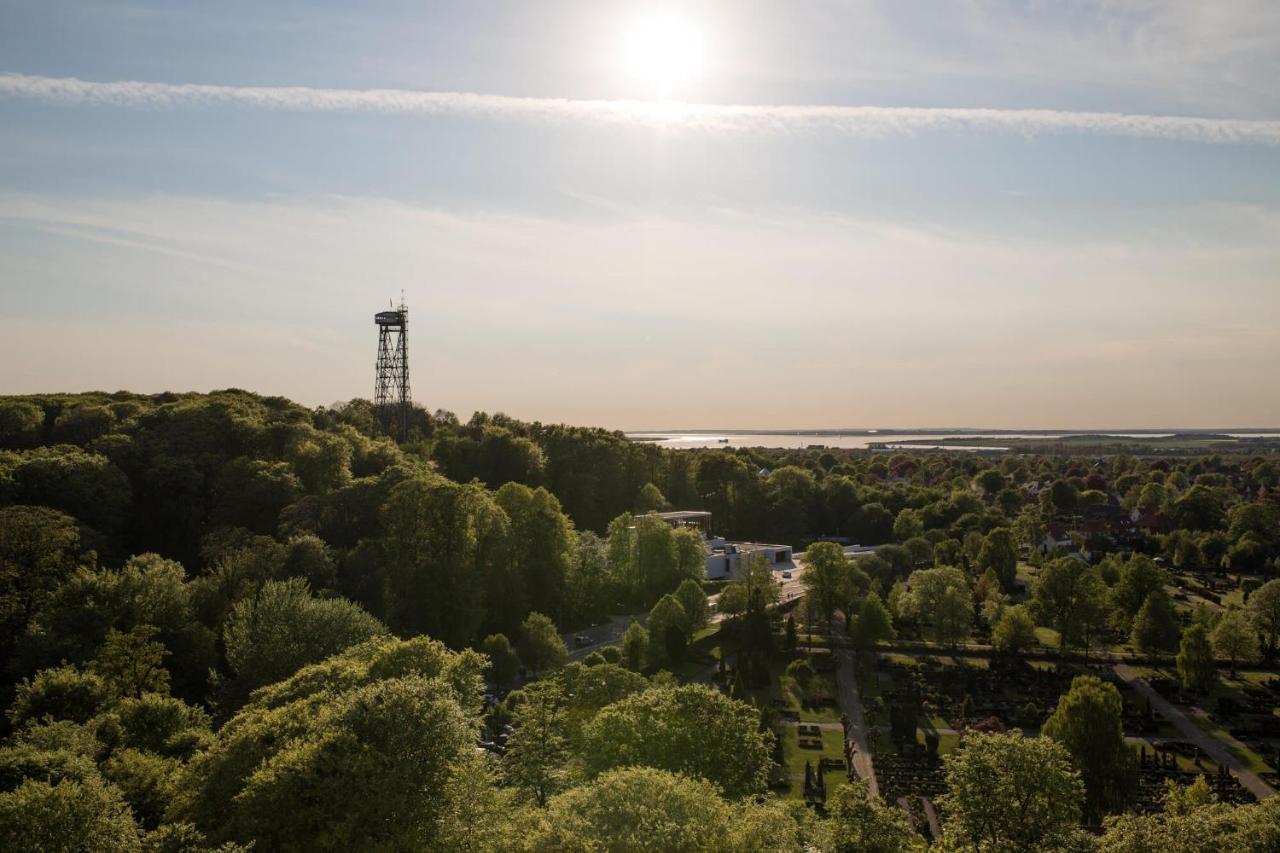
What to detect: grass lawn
<box><xmin>1185</xmin><ymin>713</ymin><xmax>1275</xmax><ymax>774</ymax></box>
<box><xmin>1033</xmin><ymin>626</ymin><xmax>1061</xmax><ymax>648</ymax></box>
<box><xmin>778</xmin><ymin>723</ymin><xmax>850</xmax><ymax>801</ymax></box>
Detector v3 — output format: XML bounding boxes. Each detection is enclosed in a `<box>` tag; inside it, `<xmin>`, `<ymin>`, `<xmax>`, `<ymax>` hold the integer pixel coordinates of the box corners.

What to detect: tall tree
<box><xmin>91</xmin><ymin>624</ymin><xmax>170</xmax><ymax>699</ymax></box>
<box><xmin>1042</xmin><ymin>675</ymin><xmax>1135</xmax><ymax>823</ymax></box>
<box><xmin>219</xmin><ymin>578</ymin><xmax>387</xmax><ymax>711</ymax></box>
<box><xmin>480</xmin><ymin>633</ymin><xmax>520</xmax><ymax>691</ymax></box>
<box><xmin>495</xmin><ymin>483</ymin><xmax>574</xmax><ymax>622</ymax></box>
<box><xmin>802</xmin><ymin>541</ymin><xmax>849</xmax><ymax>627</ymax></box>
<box><xmin>645</xmin><ymin>594</ymin><xmax>687</xmax><ymax>668</ymax></box>
<box><xmin>1031</xmin><ymin>557</ymin><xmax>1108</xmax><ymax>652</ymax></box>
<box><xmin>938</xmin><ymin>732</ymin><xmax>1085</xmax><ymax>851</ymax></box>
<box><xmin>823</xmin><ymin>780</ymin><xmax>924</xmax><ymax>852</ymax></box>
<box><xmin>381</xmin><ymin>476</ymin><xmax>511</xmax><ymax>647</ymax></box>
<box><xmin>853</xmin><ymin>592</ymin><xmax>895</xmax><ymax>651</ymax></box>
<box><xmin>673</xmin><ymin>578</ymin><xmax>708</xmax><ymax>638</ymax></box>
<box><xmin>621</xmin><ymin>621</ymin><xmax>648</xmax><ymax>672</ymax></box>
<box><xmin>976</xmin><ymin>527</ymin><xmax>1019</xmax><ymax>591</ymax></box>
<box><xmin>1129</xmin><ymin>591</ymin><xmax>1181</xmax><ymax>659</ymax></box>
<box><xmin>504</xmin><ymin>681</ymin><xmax>570</xmax><ymax>807</ymax></box>
<box><xmin>992</xmin><ymin>604</ymin><xmax>1038</xmax><ymax>656</ymax></box>
<box><xmin>579</xmin><ymin>684</ymin><xmax>773</xmax><ymax>797</ymax></box>
<box><xmin>1211</xmin><ymin>608</ymin><xmax>1258</xmax><ymax>674</ymax></box>
<box><xmin>518</xmin><ymin>612</ymin><xmax>567</xmax><ymax>676</ymax></box>
<box><xmin>1177</xmin><ymin>624</ymin><xmax>1218</xmax><ymax>694</ymax></box>
<box><xmin>1246</xmin><ymin>578</ymin><xmax>1280</xmax><ymax>661</ymax></box>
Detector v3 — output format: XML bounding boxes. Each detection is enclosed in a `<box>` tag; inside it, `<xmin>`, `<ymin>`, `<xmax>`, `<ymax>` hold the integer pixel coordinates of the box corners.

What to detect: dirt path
<box><xmin>832</xmin><ymin>615</ymin><xmax>878</xmax><ymax>797</ymax></box>
<box><xmin>1113</xmin><ymin>663</ymin><xmax>1275</xmax><ymax>800</ymax></box>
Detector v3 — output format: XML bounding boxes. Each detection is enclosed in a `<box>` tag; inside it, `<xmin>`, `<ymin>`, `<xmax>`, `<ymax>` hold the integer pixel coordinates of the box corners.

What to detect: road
<box><xmin>832</xmin><ymin>612</ymin><xmax>878</xmax><ymax>797</ymax></box>
<box><xmin>563</xmin><ymin>613</ymin><xmax>645</xmax><ymax>662</ymax></box>
<box><xmin>1113</xmin><ymin>663</ymin><xmax>1275</xmax><ymax>800</ymax></box>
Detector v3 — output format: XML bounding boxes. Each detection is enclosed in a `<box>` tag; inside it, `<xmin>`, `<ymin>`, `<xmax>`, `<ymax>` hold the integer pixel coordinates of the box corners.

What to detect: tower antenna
<box><xmin>373</xmin><ymin>298</ymin><xmax>411</xmax><ymax>442</ymax></box>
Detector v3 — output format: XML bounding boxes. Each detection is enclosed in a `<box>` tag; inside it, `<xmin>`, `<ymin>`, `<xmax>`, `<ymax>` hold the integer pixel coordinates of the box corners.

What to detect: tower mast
<box><xmin>373</xmin><ymin>298</ymin><xmax>410</xmax><ymax>442</ymax></box>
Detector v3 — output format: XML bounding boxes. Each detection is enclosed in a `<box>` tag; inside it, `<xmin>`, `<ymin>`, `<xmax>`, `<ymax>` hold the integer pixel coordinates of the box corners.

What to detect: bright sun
<box><xmin>620</xmin><ymin>12</ymin><xmax>707</xmax><ymax>99</ymax></box>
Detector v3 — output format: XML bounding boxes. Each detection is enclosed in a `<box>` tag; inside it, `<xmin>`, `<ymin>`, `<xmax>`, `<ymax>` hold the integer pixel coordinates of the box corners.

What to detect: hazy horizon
<box><xmin>3</xmin><ymin>1</ymin><xmax>1279</xmax><ymax>428</ymax></box>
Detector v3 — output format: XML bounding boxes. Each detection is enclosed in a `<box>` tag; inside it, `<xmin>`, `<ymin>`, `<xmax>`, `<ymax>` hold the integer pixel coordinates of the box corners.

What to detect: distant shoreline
<box><xmin>626</xmin><ymin>428</ymin><xmax>1280</xmax><ymax>437</ymax></box>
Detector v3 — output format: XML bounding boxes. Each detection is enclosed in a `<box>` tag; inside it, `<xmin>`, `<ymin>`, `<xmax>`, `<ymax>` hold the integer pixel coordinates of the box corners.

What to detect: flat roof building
<box><xmin>636</xmin><ymin>509</ymin><xmax>792</xmax><ymax>580</ymax></box>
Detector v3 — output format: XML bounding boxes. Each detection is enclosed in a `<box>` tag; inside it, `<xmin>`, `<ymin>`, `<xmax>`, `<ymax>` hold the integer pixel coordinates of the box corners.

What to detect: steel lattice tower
<box><xmin>373</xmin><ymin>300</ymin><xmax>411</xmax><ymax>442</ymax></box>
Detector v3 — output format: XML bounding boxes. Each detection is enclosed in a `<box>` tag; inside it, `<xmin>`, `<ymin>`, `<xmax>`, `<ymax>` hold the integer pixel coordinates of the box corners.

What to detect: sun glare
<box><xmin>620</xmin><ymin>12</ymin><xmax>707</xmax><ymax>100</ymax></box>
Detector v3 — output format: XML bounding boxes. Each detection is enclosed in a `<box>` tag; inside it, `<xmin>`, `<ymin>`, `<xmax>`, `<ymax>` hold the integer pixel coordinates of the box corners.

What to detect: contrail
<box><xmin>3</xmin><ymin>72</ymin><xmax>1279</xmax><ymax>145</ymax></box>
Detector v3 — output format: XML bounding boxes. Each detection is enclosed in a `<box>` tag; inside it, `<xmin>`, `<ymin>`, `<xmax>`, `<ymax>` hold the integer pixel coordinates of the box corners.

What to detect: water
<box><xmin>625</xmin><ymin>431</ymin><xmax>1277</xmax><ymax>450</ymax></box>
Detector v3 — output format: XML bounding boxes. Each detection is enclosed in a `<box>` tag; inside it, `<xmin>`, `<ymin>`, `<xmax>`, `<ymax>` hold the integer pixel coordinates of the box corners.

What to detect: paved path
<box><xmin>832</xmin><ymin>615</ymin><xmax>878</xmax><ymax>797</ymax></box>
<box><xmin>781</xmin><ymin>720</ymin><xmax>845</xmax><ymax>731</ymax></box>
<box><xmin>1113</xmin><ymin>663</ymin><xmax>1275</xmax><ymax>801</ymax></box>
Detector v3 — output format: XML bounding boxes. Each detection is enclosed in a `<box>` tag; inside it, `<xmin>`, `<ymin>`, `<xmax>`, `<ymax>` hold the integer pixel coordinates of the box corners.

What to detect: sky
<box><xmin>1</xmin><ymin>1</ymin><xmax>1278</xmax><ymax>430</ymax></box>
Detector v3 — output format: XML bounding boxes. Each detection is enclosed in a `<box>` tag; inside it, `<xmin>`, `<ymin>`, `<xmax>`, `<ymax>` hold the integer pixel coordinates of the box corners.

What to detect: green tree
<box><xmin>1227</xmin><ymin>501</ymin><xmax>1279</xmax><ymax>549</ymax></box>
<box><xmin>902</xmin><ymin>567</ymin><xmax>972</xmax><ymax>648</ymax></box>
<box><xmin>1129</xmin><ymin>590</ymin><xmax>1181</xmax><ymax>658</ymax></box>
<box><xmin>0</xmin><ymin>776</ymin><xmax>141</xmax><ymax>853</ymax></box>
<box><xmin>621</xmin><ymin>621</ymin><xmax>648</xmax><ymax>672</ymax></box>
<box><xmin>1032</xmin><ymin>557</ymin><xmax>1108</xmax><ymax>652</ymax></box>
<box><xmin>480</xmin><ymin>633</ymin><xmax>520</xmax><ymax>691</ymax></box>
<box><xmin>495</xmin><ymin>483</ymin><xmax>574</xmax><ymax>622</ymax></box>
<box><xmin>381</xmin><ymin>475</ymin><xmax>511</xmax><ymax>647</ymax></box>
<box><xmin>823</xmin><ymin>779</ymin><xmax>924</xmax><ymax>852</ymax></box>
<box><xmin>1098</xmin><ymin>785</ymin><xmax>1280</xmax><ymax>852</ymax></box>
<box><xmin>1112</xmin><ymin>555</ymin><xmax>1169</xmax><ymax>629</ymax></box>
<box><xmin>976</xmin><ymin>527</ymin><xmax>1019</xmax><ymax>592</ymax></box>
<box><xmin>1211</xmin><ymin>608</ymin><xmax>1258</xmax><ymax>673</ymax></box>
<box><xmin>671</xmin><ymin>527</ymin><xmax>709</xmax><ymax>590</ymax></box>
<box><xmin>579</xmin><ymin>684</ymin><xmax>773</xmax><ymax>797</ymax></box>
<box><xmin>504</xmin><ymin>682</ymin><xmax>570</xmax><ymax>807</ymax></box>
<box><xmin>287</xmin><ymin>431</ymin><xmax>353</xmax><ymax>494</ymax></box>
<box><xmin>973</xmin><ymin>469</ymin><xmax>1007</xmax><ymax>498</ymax></box>
<box><xmin>801</xmin><ymin>541</ymin><xmax>849</xmax><ymax>627</ymax></box>
<box><xmin>1177</xmin><ymin>623</ymin><xmax>1218</xmax><ymax>694</ymax></box>
<box><xmin>219</xmin><ymin>578</ymin><xmax>387</xmax><ymax>710</ymax></box>
<box><xmin>853</xmin><ymin>592</ymin><xmax>895</xmax><ymax>650</ymax></box>
<box><xmin>1169</xmin><ymin>484</ymin><xmax>1224</xmax><ymax>532</ymax></box>
<box><xmin>0</xmin><ymin>506</ymin><xmax>81</xmax><ymax>664</ymax></box>
<box><xmin>893</xmin><ymin>508</ymin><xmax>924</xmax><ymax>542</ymax></box>
<box><xmin>524</xmin><ymin>768</ymin><xmax>734</xmax><ymax>852</ymax></box>
<box><xmin>645</xmin><ymin>594</ymin><xmax>688</xmax><ymax>667</ymax></box>
<box><xmin>564</xmin><ymin>530</ymin><xmax>612</xmax><ymax>627</ymax></box>
<box><xmin>0</xmin><ymin>400</ymin><xmax>44</xmax><ymax>449</ymax></box>
<box><xmin>1042</xmin><ymin>675</ymin><xmax>1135</xmax><ymax>823</ymax></box>
<box><xmin>938</xmin><ymin>732</ymin><xmax>1085</xmax><ymax>851</ymax></box>
<box><xmin>992</xmin><ymin>604</ymin><xmax>1038</xmax><ymax>656</ymax></box>
<box><xmin>91</xmin><ymin>625</ymin><xmax>170</xmax><ymax>699</ymax></box>
<box><xmin>518</xmin><ymin>612</ymin><xmax>567</xmax><ymax>675</ymax></box>
<box><xmin>633</xmin><ymin>482</ymin><xmax>668</xmax><ymax>513</ymax></box>
<box><xmin>432</xmin><ymin>752</ymin><xmax>517</xmax><ymax>853</ymax></box>
<box><xmin>7</xmin><ymin>665</ymin><xmax>111</xmax><ymax>728</ymax></box>
<box><xmin>1246</xmin><ymin>578</ymin><xmax>1280</xmax><ymax>660</ymax></box>
<box><xmin>673</xmin><ymin>578</ymin><xmax>708</xmax><ymax>637</ymax></box>
<box><xmin>176</xmin><ymin>636</ymin><xmax>485</xmax><ymax>851</ymax></box>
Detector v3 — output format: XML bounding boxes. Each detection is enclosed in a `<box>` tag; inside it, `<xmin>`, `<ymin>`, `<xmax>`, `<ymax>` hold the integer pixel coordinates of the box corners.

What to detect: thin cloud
<box><xmin>2</xmin><ymin>73</ymin><xmax>1279</xmax><ymax>145</ymax></box>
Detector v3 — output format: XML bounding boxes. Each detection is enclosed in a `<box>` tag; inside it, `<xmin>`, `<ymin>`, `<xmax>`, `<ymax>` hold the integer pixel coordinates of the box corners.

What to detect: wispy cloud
<box><xmin>3</xmin><ymin>73</ymin><xmax>1279</xmax><ymax>145</ymax></box>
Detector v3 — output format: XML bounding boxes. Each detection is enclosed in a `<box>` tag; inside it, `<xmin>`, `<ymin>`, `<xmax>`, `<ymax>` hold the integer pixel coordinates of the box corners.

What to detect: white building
<box><xmin>642</xmin><ymin>511</ymin><xmax>794</xmax><ymax>580</ymax></box>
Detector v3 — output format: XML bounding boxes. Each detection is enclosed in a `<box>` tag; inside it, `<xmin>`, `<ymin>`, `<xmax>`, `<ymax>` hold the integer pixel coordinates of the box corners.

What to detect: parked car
<box><xmin>574</xmin><ymin>633</ymin><xmax>592</xmax><ymax>648</ymax></box>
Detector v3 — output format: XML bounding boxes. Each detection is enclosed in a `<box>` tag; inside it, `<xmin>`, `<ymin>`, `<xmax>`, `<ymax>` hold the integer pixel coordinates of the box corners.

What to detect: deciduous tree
<box><xmin>1042</xmin><ymin>675</ymin><xmax>1135</xmax><ymax>823</ymax></box>
<box><xmin>938</xmin><ymin>732</ymin><xmax>1085</xmax><ymax>851</ymax></box>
